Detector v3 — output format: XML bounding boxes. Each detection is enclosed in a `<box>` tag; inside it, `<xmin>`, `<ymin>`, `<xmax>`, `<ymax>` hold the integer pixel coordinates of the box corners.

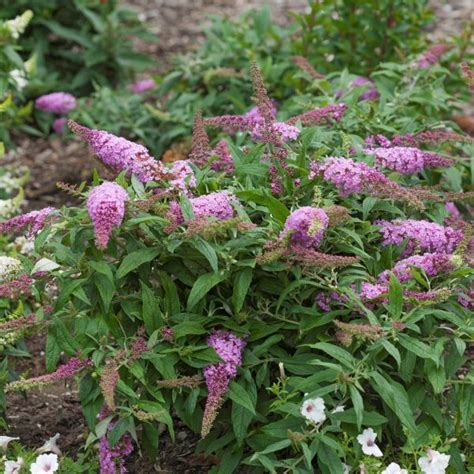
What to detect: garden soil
<box><xmin>5</xmin><ymin>1</ymin><xmax>472</xmax><ymax>472</ymax></box>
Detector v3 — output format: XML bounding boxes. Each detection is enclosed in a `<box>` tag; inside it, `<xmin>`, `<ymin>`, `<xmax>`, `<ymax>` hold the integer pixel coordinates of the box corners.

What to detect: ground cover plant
<box><xmin>0</xmin><ymin>1</ymin><xmax>473</xmax><ymax>473</ymax></box>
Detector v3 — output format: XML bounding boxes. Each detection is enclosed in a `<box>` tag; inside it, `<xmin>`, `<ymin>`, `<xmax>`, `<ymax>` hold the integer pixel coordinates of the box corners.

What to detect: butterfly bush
<box><xmin>69</xmin><ymin>121</ymin><xmax>164</xmax><ymax>182</ymax></box>
<box><xmin>87</xmin><ymin>182</ymin><xmax>128</xmax><ymax>250</ymax></box>
<box><xmin>202</xmin><ymin>331</ymin><xmax>245</xmax><ymax>437</ymax></box>
<box><xmin>377</xmin><ymin>219</ymin><xmax>464</xmax><ymax>256</ymax></box>
<box><xmin>35</xmin><ymin>92</ymin><xmax>76</xmax><ymax>114</ymax></box>
<box><xmin>168</xmin><ymin>191</ymin><xmax>236</xmax><ymax>224</ymax></box>
<box><xmin>0</xmin><ymin>207</ymin><xmax>55</xmax><ymax>236</ymax></box>
<box><xmin>282</xmin><ymin>207</ymin><xmax>329</xmax><ymax>248</ymax></box>
<box><xmin>3</xmin><ymin>56</ymin><xmax>472</xmax><ymax>474</ymax></box>
<box><xmin>368</xmin><ymin>146</ymin><xmax>454</xmax><ymax>174</ymax></box>
<box><xmin>128</xmin><ymin>78</ymin><xmax>155</xmax><ymax>93</ymax></box>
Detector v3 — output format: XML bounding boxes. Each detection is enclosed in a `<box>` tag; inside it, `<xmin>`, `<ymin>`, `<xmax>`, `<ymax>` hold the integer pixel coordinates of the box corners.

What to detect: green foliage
<box><xmin>0</xmin><ymin>0</ymin><xmax>156</xmax><ymax>95</ymax></box>
<box><xmin>0</xmin><ymin>3</ymin><xmax>473</xmax><ymax>472</ymax></box>
<box><xmin>293</xmin><ymin>0</ymin><xmax>433</xmax><ymax>74</ymax></box>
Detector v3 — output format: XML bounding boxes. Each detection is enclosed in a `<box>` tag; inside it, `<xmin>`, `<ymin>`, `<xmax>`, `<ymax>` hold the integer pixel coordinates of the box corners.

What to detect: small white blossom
<box><xmin>356</xmin><ymin>428</ymin><xmax>383</xmax><ymax>457</ymax></box>
<box><xmin>0</xmin><ymin>257</ymin><xmax>22</xmax><ymax>281</ymax></box>
<box><xmin>332</xmin><ymin>405</ymin><xmax>345</xmax><ymax>414</ymax></box>
<box><xmin>381</xmin><ymin>462</ymin><xmax>408</xmax><ymax>474</ymax></box>
<box><xmin>0</xmin><ymin>199</ymin><xmax>17</xmax><ymax>219</ymax></box>
<box><xmin>418</xmin><ymin>449</ymin><xmax>450</xmax><ymax>474</ymax></box>
<box><xmin>301</xmin><ymin>397</ymin><xmax>326</xmax><ymax>424</ymax></box>
<box><xmin>30</xmin><ymin>453</ymin><xmax>59</xmax><ymax>474</ymax></box>
<box><xmin>0</xmin><ymin>436</ymin><xmax>19</xmax><ymax>450</ymax></box>
<box><xmin>9</xmin><ymin>70</ymin><xmax>28</xmax><ymax>91</ymax></box>
<box><xmin>37</xmin><ymin>433</ymin><xmax>62</xmax><ymax>456</ymax></box>
<box><xmin>343</xmin><ymin>463</ymin><xmax>350</xmax><ymax>474</ymax></box>
<box><xmin>5</xmin><ymin>10</ymin><xmax>33</xmax><ymax>39</ymax></box>
<box><xmin>4</xmin><ymin>457</ymin><xmax>24</xmax><ymax>474</ymax></box>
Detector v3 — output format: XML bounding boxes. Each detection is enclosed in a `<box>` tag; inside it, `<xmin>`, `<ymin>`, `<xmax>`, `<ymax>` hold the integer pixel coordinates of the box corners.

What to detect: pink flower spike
<box><xmin>128</xmin><ymin>78</ymin><xmax>155</xmax><ymax>94</ymax></box>
<box><xmin>35</xmin><ymin>92</ymin><xmax>76</xmax><ymax>114</ymax></box>
<box><xmin>69</xmin><ymin>120</ymin><xmax>164</xmax><ymax>182</ymax></box>
<box><xmin>0</xmin><ymin>208</ymin><xmax>55</xmax><ymax>236</ymax></box>
<box><xmin>87</xmin><ymin>182</ymin><xmax>128</xmax><ymax>250</ymax></box>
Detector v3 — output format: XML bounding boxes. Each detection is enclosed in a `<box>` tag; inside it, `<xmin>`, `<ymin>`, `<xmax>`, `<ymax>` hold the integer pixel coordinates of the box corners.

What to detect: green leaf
<box><xmin>116</xmin><ymin>248</ymin><xmax>160</xmax><ymax>278</ymax></box>
<box><xmin>232</xmin><ymin>268</ymin><xmax>253</xmax><ymax>314</ymax></box>
<box><xmin>236</xmin><ymin>190</ymin><xmax>289</xmax><ymax>224</ymax></box>
<box><xmin>349</xmin><ymin>385</ymin><xmax>363</xmax><ymax>430</ymax></box>
<box><xmin>388</xmin><ymin>274</ymin><xmax>403</xmax><ymax>318</ymax></box>
<box><xmin>228</xmin><ymin>381</ymin><xmax>256</xmax><ymax>414</ymax></box>
<box><xmin>141</xmin><ymin>282</ymin><xmax>161</xmax><ymax>335</ymax></box>
<box><xmin>398</xmin><ymin>334</ymin><xmax>439</xmax><ymax>364</ymax></box>
<box><xmin>45</xmin><ymin>331</ymin><xmax>61</xmax><ymax>372</ymax></box>
<box><xmin>232</xmin><ymin>402</ymin><xmax>254</xmax><ymax>444</ymax></box>
<box><xmin>186</xmin><ymin>272</ymin><xmax>227</xmax><ymax>311</ymax></box>
<box><xmin>191</xmin><ymin>238</ymin><xmax>218</xmax><ymax>272</ymax></box>
<box><xmin>306</xmin><ymin>342</ymin><xmax>356</xmax><ymax>368</ymax></box>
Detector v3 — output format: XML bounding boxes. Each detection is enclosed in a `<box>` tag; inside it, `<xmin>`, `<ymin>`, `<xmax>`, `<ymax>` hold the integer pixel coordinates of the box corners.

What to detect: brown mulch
<box><xmin>4</xmin><ymin>134</ymin><xmax>94</xmax><ymax>212</ymax></box>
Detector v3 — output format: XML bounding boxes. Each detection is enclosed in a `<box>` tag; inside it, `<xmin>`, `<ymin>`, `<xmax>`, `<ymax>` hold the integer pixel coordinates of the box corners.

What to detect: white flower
<box><xmin>37</xmin><ymin>433</ymin><xmax>62</xmax><ymax>456</ymax></box>
<box><xmin>0</xmin><ymin>436</ymin><xmax>19</xmax><ymax>450</ymax></box>
<box><xmin>5</xmin><ymin>10</ymin><xmax>33</xmax><ymax>39</ymax></box>
<box><xmin>30</xmin><ymin>453</ymin><xmax>59</xmax><ymax>474</ymax></box>
<box><xmin>4</xmin><ymin>457</ymin><xmax>24</xmax><ymax>474</ymax></box>
<box><xmin>418</xmin><ymin>449</ymin><xmax>450</xmax><ymax>474</ymax></box>
<box><xmin>0</xmin><ymin>257</ymin><xmax>22</xmax><ymax>281</ymax></box>
<box><xmin>9</xmin><ymin>69</ymin><xmax>28</xmax><ymax>90</ymax></box>
<box><xmin>332</xmin><ymin>405</ymin><xmax>345</xmax><ymax>414</ymax></box>
<box><xmin>356</xmin><ymin>428</ymin><xmax>383</xmax><ymax>457</ymax></box>
<box><xmin>0</xmin><ymin>199</ymin><xmax>17</xmax><ymax>219</ymax></box>
<box><xmin>381</xmin><ymin>462</ymin><xmax>408</xmax><ymax>474</ymax></box>
<box><xmin>343</xmin><ymin>463</ymin><xmax>350</xmax><ymax>474</ymax></box>
<box><xmin>300</xmin><ymin>397</ymin><xmax>326</xmax><ymax>424</ymax></box>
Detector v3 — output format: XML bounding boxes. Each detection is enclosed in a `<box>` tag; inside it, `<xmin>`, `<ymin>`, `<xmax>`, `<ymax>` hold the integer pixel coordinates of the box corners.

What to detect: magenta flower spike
<box><xmin>35</xmin><ymin>92</ymin><xmax>76</xmax><ymax>114</ymax></box>
<box><xmin>87</xmin><ymin>182</ymin><xmax>128</xmax><ymax>250</ymax></box>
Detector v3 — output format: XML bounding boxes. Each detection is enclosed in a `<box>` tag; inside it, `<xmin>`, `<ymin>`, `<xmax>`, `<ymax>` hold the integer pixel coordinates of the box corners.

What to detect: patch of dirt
<box><xmin>4</xmin><ymin>134</ymin><xmax>94</xmax><ymax>211</ymax></box>
<box><xmin>126</xmin><ymin>0</ymin><xmax>307</xmax><ymax>73</ymax></box>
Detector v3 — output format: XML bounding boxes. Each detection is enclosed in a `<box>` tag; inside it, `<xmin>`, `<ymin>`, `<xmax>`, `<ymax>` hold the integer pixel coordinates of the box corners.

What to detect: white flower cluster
<box><xmin>4</xmin><ymin>10</ymin><xmax>33</xmax><ymax>39</ymax></box>
<box><xmin>0</xmin><ymin>256</ymin><xmax>21</xmax><ymax>281</ymax></box>
<box><xmin>2</xmin><ymin>433</ymin><xmax>61</xmax><ymax>474</ymax></box>
<box><xmin>0</xmin><ymin>199</ymin><xmax>18</xmax><ymax>219</ymax></box>
<box><xmin>300</xmin><ymin>398</ymin><xmax>451</xmax><ymax>473</ymax></box>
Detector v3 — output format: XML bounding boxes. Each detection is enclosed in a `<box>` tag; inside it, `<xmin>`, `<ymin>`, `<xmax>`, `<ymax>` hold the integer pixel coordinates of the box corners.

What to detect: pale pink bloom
<box><xmin>301</xmin><ymin>397</ymin><xmax>326</xmax><ymax>424</ymax></box>
<box><xmin>37</xmin><ymin>433</ymin><xmax>62</xmax><ymax>456</ymax></box>
<box><xmin>30</xmin><ymin>453</ymin><xmax>59</xmax><ymax>474</ymax></box>
<box><xmin>357</xmin><ymin>428</ymin><xmax>383</xmax><ymax>457</ymax></box>
<box><xmin>4</xmin><ymin>457</ymin><xmax>24</xmax><ymax>474</ymax></box>
<box><xmin>418</xmin><ymin>449</ymin><xmax>450</xmax><ymax>474</ymax></box>
<box><xmin>381</xmin><ymin>463</ymin><xmax>408</xmax><ymax>474</ymax></box>
<box><xmin>0</xmin><ymin>436</ymin><xmax>19</xmax><ymax>450</ymax></box>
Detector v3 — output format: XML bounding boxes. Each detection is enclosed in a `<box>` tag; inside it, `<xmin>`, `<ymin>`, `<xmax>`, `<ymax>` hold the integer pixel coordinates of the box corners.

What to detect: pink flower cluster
<box><xmin>87</xmin><ymin>182</ymin><xmax>128</xmax><ymax>250</ymax></box>
<box><xmin>378</xmin><ymin>253</ymin><xmax>456</xmax><ymax>284</ymax></box>
<box><xmin>417</xmin><ymin>44</ymin><xmax>451</xmax><ymax>69</ymax></box>
<box><xmin>311</xmin><ymin>157</ymin><xmax>388</xmax><ymax>196</ymax></box>
<box><xmin>0</xmin><ymin>274</ymin><xmax>33</xmax><ymax>299</ymax></box>
<box><xmin>69</xmin><ymin>121</ymin><xmax>163</xmax><ymax>182</ymax></box>
<box><xmin>365</xmin><ymin>130</ymin><xmax>470</xmax><ymax>148</ymax></box>
<box><xmin>286</xmin><ymin>104</ymin><xmax>347</xmax><ymax>126</ymax></box>
<box><xmin>204</xmin><ymin>106</ymin><xmax>299</xmax><ymax>144</ymax></box>
<box><xmin>282</xmin><ymin>207</ymin><xmax>329</xmax><ymax>248</ymax></box>
<box><xmin>168</xmin><ymin>191</ymin><xmax>236</xmax><ymax>224</ymax></box>
<box><xmin>98</xmin><ymin>408</ymin><xmax>134</xmax><ymax>474</ymax></box>
<box><xmin>128</xmin><ymin>78</ymin><xmax>155</xmax><ymax>94</ymax></box>
<box><xmin>377</xmin><ymin>219</ymin><xmax>463</xmax><ymax>256</ymax></box>
<box><xmin>210</xmin><ymin>140</ymin><xmax>234</xmax><ymax>174</ymax></box>
<box><xmin>7</xmin><ymin>357</ymin><xmax>92</xmax><ymax>391</ymax></box>
<box><xmin>368</xmin><ymin>146</ymin><xmax>453</xmax><ymax>174</ymax></box>
<box><xmin>0</xmin><ymin>207</ymin><xmax>55</xmax><ymax>236</ymax></box>
<box><xmin>35</xmin><ymin>92</ymin><xmax>76</xmax><ymax>114</ymax></box>
<box><xmin>350</xmin><ymin>76</ymin><xmax>380</xmax><ymax>101</ymax></box>
<box><xmin>169</xmin><ymin>160</ymin><xmax>196</xmax><ymax>194</ymax></box>
<box><xmin>202</xmin><ymin>331</ymin><xmax>245</xmax><ymax>437</ymax></box>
